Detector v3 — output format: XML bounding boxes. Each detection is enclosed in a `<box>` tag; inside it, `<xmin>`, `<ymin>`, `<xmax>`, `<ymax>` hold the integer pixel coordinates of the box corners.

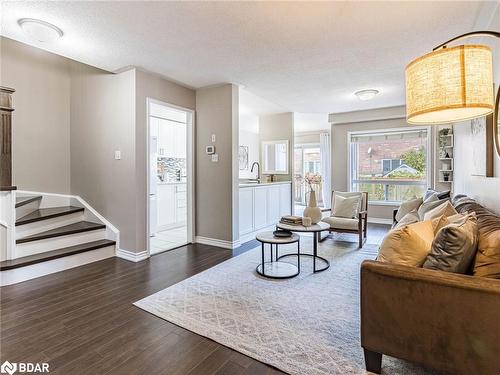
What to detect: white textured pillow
<box><xmin>333</xmin><ymin>195</ymin><xmax>361</xmax><ymax>218</ymax></box>
<box><xmin>418</xmin><ymin>194</ymin><xmax>443</xmax><ymax>220</ymax></box>
<box><xmin>423</xmin><ymin>200</ymin><xmax>457</xmax><ymax>221</ymax></box>
<box><xmin>394</xmin><ymin>210</ymin><xmax>419</xmax><ymax>229</ymax></box>
<box><xmin>396</xmin><ymin>197</ymin><xmax>423</xmax><ymax>222</ymax></box>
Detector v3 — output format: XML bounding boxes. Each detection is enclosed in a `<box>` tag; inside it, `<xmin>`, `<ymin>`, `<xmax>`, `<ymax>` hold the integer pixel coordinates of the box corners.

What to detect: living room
<box><xmin>1</xmin><ymin>1</ymin><xmax>499</xmax><ymax>375</ymax></box>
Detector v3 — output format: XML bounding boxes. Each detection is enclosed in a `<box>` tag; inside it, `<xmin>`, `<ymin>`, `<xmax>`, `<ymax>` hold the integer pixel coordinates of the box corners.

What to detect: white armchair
<box><xmin>320</xmin><ymin>191</ymin><xmax>368</xmax><ymax>248</ymax></box>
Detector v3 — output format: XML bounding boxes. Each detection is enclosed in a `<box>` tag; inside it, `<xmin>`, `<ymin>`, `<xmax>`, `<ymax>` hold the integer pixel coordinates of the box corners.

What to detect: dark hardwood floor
<box><xmin>0</xmin><ymin>224</ymin><xmax>389</xmax><ymax>375</ymax></box>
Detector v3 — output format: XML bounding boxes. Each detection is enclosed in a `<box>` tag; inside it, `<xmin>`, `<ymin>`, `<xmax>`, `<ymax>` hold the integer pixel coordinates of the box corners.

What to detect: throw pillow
<box><xmin>378</xmin><ymin>220</ymin><xmax>435</xmax><ymax>267</ymax></box>
<box><xmin>424</xmin><ymin>188</ymin><xmax>451</xmax><ymax>200</ymax></box>
<box><xmin>395</xmin><ymin>197</ymin><xmax>423</xmax><ymax>222</ymax></box>
<box><xmin>423</xmin><ymin>213</ymin><xmax>478</xmax><ymax>274</ymax></box>
<box><xmin>418</xmin><ymin>194</ymin><xmax>448</xmax><ymax>220</ymax></box>
<box><xmin>423</xmin><ymin>200</ymin><xmax>457</xmax><ymax>221</ymax></box>
<box><xmin>332</xmin><ymin>195</ymin><xmax>360</xmax><ymax>218</ymax></box>
<box><xmin>394</xmin><ymin>210</ymin><xmax>419</xmax><ymax>229</ymax></box>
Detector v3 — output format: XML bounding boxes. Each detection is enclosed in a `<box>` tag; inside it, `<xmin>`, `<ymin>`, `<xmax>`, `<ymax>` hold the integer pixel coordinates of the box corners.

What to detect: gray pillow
<box><xmin>423</xmin><ymin>213</ymin><xmax>478</xmax><ymax>274</ymax></box>
<box><xmin>417</xmin><ymin>194</ymin><xmax>444</xmax><ymax>219</ymax></box>
<box><xmin>394</xmin><ymin>210</ymin><xmax>419</xmax><ymax>229</ymax></box>
<box><xmin>396</xmin><ymin>197</ymin><xmax>423</xmax><ymax>222</ymax></box>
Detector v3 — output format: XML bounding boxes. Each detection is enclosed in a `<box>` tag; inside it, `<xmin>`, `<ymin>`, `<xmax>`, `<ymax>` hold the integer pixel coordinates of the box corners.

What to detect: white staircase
<box><xmin>0</xmin><ymin>191</ymin><xmax>119</xmax><ymax>286</ymax></box>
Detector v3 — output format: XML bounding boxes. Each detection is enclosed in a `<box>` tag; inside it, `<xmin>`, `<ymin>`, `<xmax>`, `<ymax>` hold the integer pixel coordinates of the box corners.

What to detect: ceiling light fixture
<box><xmin>355</xmin><ymin>89</ymin><xmax>379</xmax><ymax>101</ymax></box>
<box><xmin>18</xmin><ymin>18</ymin><xmax>63</xmax><ymax>43</ymax></box>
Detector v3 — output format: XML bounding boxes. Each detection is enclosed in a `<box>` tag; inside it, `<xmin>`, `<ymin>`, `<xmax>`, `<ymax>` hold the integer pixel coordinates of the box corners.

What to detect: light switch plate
<box><xmin>211</xmin><ymin>134</ymin><xmax>216</xmax><ymax>143</ymax></box>
<box><xmin>211</xmin><ymin>154</ymin><xmax>219</xmax><ymax>162</ymax></box>
<box><xmin>114</xmin><ymin>150</ymin><xmax>121</xmax><ymax>160</ymax></box>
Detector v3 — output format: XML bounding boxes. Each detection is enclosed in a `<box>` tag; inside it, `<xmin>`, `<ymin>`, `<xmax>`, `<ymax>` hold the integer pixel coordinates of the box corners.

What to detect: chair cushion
<box><xmin>332</xmin><ymin>195</ymin><xmax>361</xmax><ymax>218</ymax></box>
<box><xmin>377</xmin><ymin>220</ymin><xmax>435</xmax><ymax>267</ymax></box>
<box><xmin>423</xmin><ymin>213</ymin><xmax>478</xmax><ymax>274</ymax></box>
<box><xmin>395</xmin><ymin>197</ymin><xmax>423</xmax><ymax>222</ymax></box>
<box><xmin>322</xmin><ymin>216</ymin><xmax>359</xmax><ymax>230</ymax></box>
<box><xmin>423</xmin><ymin>200</ymin><xmax>457</xmax><ymax>221</ymax></box>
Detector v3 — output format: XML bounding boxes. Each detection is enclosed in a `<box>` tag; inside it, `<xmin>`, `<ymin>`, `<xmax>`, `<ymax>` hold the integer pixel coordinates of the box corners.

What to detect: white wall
<box><xmin>239</xmin><ymin>114</ymin><xmax>260</xmax><ymax>179</ymax></box>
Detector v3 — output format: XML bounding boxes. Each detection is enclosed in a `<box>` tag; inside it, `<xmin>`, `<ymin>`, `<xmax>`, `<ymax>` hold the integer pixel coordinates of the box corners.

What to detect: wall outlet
<box><xmin>114</xmin><ymin>150</ymin><xmax>121</xmax><ymax>160</ymax></box>
<box><xmin>211</xmin><ymin>154</ymin><xmax>219</xmax><ymax>162</ymax></box>
<box><xmin>211</xmin><ymin>134</ymin><xmax>216</xmax><ymax>143</ymax></box>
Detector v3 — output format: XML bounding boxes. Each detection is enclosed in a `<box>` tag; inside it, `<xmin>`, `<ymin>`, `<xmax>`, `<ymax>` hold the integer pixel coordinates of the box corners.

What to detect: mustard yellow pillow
<box><xmin>378</xmin><ymin>220</ymin><xmax>435</xmax><ymax>267</ymax></box>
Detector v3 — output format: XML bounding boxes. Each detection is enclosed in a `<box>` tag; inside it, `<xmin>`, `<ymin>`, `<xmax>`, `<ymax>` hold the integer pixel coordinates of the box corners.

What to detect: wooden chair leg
<box><xmin>359</xmin><ymin>230</ymin><xmax>363</xmax><ymax>248</ymax></box>
<box><xmin>363</xmin><ymin>349</ymin><xmax>382</xmax><ymax>374</ymax></box>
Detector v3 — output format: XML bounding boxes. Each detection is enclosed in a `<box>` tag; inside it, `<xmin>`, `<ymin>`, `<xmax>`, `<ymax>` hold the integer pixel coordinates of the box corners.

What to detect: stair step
<box><xmin>16</xmin><ymin>206</ymin><xmax>84</xmax><ymax>226</ymax></box>
<box><xmin>15</xmin><ymin>195</ymin><xmax>43</xmax><ymax>208</ymax></box>
<box><xmin>0</xmin><ymin>239</ymin><xmax>116</xmax><ymax>271</ymax></box>
<box><xmin>16</xmin><ymin>221</ymin><xmax>106</xmax><ymax>244</ymax></box>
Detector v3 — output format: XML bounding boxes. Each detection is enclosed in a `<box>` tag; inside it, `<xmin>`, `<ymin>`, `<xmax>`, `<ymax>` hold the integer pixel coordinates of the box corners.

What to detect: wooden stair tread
<box><xmin>16</xmin><ymin>206</ymin><xmax>84</xmax><ymax>226</ymax></box>
<box><xmin>0</xmin><ymin>239</ymin><xmax>116</xmax><ymax>271</ymax></box>
<box><xmin>15</xmin><ymin>195</ymin><xmax>42</xmax><ymax>208</ymax></box>
<box><xmin>16</xmin><ymin>221</ymin><xmax>106</xmax><ymax>244</ymax></box>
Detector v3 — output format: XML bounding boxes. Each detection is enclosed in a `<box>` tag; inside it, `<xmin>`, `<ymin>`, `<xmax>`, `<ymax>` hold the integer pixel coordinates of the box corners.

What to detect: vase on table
<box><xmin>303</xmin><ymin>190</ymin><xmax>322</xmax><ymax>224</ymax></box>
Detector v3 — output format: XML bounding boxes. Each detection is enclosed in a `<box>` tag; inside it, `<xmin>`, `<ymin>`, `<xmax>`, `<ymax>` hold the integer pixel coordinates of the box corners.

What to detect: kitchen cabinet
<box><xmin>157</xmin><ymin>119</ymin><xmax>186</xmax><ymax>159</ymax></box>
<box><xmin>238</xmin><ymin>182</ymin><xmax>292</xmax><ymax>237</ymax></box>
<box><xmin>157</xmin><ymin>183</ymin><xmax>187</xmax><ymax>231</ymax></box>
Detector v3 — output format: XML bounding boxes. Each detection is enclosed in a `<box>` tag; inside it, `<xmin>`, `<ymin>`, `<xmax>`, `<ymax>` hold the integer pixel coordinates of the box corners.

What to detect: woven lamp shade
<box><xmin>406</xmin><ymin>45</ymin><xmax>494</xmax><ymax>124</ymax></box>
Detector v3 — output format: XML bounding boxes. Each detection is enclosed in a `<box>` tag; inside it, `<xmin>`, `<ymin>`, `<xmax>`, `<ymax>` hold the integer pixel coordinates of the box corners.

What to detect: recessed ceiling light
<box><xmin>354</xmin><ymin>89</ymin><xmax>379</xmax><ymax>101</ymax></box>
<box><xmin>18</xmin><ymin>18</ymin><xmax>63</xmax><ymax>43</ymax></box>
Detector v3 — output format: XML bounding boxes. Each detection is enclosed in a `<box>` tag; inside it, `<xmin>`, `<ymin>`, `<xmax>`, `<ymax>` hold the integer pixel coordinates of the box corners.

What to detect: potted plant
<box><xmin>442</xmin><ymin>171</ymin><xmax>451</xmax><ymax>182</ymax></box>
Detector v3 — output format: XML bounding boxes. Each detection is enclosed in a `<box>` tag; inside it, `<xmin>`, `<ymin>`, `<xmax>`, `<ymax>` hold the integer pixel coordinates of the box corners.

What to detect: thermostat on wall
<box><xmin>206</xmin><ymin>146</ymin><xmax>215</xmax><ymax>155</ymax></box>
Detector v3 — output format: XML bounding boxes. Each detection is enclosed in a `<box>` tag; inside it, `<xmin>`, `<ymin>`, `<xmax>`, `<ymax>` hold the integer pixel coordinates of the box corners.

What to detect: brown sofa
<box><xmin>361</xmin><ymin>197</ymin><xmax>500</xmax><ymax>374</ymax></box>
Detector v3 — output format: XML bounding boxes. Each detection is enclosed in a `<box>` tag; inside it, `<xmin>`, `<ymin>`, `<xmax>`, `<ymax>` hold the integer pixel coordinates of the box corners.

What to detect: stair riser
<box><xmin>16</xmin><ymin>212</ymin><xmax>84</xmax><ymax>239</ymax></box>
<box><xmin>16</xmin><ymin>200</ymin><xmax>42</xmax><ymax>219</ymax></box>
<box><xmin>1</xmin><ymin>245</ymin><xmax>116</xmax><ymax>286</ymax></box>
<box><xmin>16</xmin><ymin>230</ymin><xmax>107</xmax><ymax>258</ymax></box>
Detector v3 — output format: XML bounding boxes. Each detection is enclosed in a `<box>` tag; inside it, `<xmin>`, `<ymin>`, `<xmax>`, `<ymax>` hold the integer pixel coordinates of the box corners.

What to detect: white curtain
<box><xmin>320</xmin><ymin>132</ymin><xmax>332</xmax><ymax>209</ymax></box>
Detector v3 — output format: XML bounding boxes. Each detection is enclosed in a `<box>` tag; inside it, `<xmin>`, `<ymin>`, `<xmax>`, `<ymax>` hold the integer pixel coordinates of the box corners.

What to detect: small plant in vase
<box><xmin>442</xmin><ymin>171</ymin><xmax>451</xmax><ymax>182</ymax></box>
<box><xmin>303</xmin><ymin>173</ymin><xmax>322</xmax><ymax>224</ymax></box>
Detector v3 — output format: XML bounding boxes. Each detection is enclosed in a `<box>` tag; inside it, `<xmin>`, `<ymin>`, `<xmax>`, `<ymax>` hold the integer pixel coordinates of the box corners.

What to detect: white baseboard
<box><xmin>367</xmin><ymin>217</ymin><xmax>393</xmax><ymax>225</ymax></box>
<box><xmin>0</xmin><ymin>245</ymin><xmax>116</xmax><ymax>286</ymax></box>
<box><xmin>116</xmin><ymin>248</ymin><xmax>149</xmax><ymax>262</ymax></box>
<box><xmin>195</xmin><ymin>236</ymin><xmax>241</xmax><ymax>250</ymax></box>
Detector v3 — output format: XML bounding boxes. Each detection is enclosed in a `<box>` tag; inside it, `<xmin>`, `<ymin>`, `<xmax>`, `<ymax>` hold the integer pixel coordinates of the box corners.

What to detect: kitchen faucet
<box><xmin>250</xmin><ymin>162</ymin><xmax>260</xmax><ymax>183</ymax></box>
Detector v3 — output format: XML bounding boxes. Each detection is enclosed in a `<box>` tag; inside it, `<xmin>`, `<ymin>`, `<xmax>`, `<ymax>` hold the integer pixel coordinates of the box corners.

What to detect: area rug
<box><xmin>134</xmin><ymin>237</ymin><xmax>435</xmax><ymax>375</ymax></box>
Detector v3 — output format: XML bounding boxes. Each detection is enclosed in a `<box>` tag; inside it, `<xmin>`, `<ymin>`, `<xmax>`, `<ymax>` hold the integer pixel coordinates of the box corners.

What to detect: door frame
<box><xmin>146</xmin><ymin>97</ymin><xmax>195</xmax><ymax>256</ymax></box>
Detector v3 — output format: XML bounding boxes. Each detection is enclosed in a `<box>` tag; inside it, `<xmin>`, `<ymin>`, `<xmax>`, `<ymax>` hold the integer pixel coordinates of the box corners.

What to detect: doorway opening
<box><xmin>147</xmin><ymin>98</ymin><xmax>194</xmax><ymax>255</ymax></box>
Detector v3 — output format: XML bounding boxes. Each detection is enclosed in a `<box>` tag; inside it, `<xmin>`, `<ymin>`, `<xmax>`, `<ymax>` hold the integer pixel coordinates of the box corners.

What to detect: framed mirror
<box><xmin>262</xmin><ymin>140</ymin><xmax>289</xmax><ymax>174</ymax></box>
<box><xmin>495</xmin><ymin>85</ymin><xmax>500</xmax><ymax>157</ymax></box>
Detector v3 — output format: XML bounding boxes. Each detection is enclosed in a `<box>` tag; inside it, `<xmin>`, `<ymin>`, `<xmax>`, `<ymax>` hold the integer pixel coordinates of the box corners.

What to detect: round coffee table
<box><xmin>255</xmin><ymin>231</ymin><xmax>300</xmax><ymax>279</ymax></box>
<box><xmin>276</xmin><ymin>221</ymin><xmax>330</xmax><ymax>273</ymax></box>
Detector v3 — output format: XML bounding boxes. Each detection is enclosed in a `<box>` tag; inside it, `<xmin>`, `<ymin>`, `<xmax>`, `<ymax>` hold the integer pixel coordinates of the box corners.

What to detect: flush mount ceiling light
<box><xmin>354</xmin><ymin>89</ymin><xmax>379</xmax><ymax>101</ymax></box>
<box><xmin>405</xmin><ymin>31</ymin><xmax>499</xmax><ymax>125</ymax></box>
<box><xmin>18</xmin><ymin>18</ymin><xmax>63</xmax><ymax>43</ymax></box>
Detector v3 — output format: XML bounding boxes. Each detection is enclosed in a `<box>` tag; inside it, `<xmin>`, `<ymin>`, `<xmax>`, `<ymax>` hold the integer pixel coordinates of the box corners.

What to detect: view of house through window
<box><xmin>349</xmin><ymin>128</ymin><xmax>430</xmax><ymax>203</ymax></box>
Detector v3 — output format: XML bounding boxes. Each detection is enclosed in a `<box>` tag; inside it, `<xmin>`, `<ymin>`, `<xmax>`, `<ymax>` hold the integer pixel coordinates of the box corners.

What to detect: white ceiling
<box><xmin>294</xmin><ymin>113</ymin><xmax>330</xmax><ymax>133</ymax></box>
<box><xmin>2</xmin><ymin>1</ymin><xmax>498</xmax><ymax>113</ymax></box>
<box><xmin>239</xmin><ymin>88</ymin><xmax>285</xmax><ymax>117</ymax></box>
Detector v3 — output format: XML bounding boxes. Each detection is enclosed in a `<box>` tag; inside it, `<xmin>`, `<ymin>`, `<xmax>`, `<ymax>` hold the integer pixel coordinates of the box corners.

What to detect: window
<box><xmin>348</xmin><ymin>127</ymin><xmax>430</xmax><ymax>203</ymax></box>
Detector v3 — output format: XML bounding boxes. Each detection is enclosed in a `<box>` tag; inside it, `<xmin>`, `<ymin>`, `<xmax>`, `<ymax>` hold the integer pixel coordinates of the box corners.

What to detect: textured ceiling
<box><xmin>1</xmin><ymin>1</ymin><xmax>496</xmax><ymax>113</ymax></box>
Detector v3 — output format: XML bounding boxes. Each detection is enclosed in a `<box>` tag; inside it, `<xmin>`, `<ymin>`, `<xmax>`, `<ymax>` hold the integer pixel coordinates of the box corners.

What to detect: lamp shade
<box><xmin>406</xmin><ymin>45</ymin><xmax>494</xmax><ymax>124</ymax></box>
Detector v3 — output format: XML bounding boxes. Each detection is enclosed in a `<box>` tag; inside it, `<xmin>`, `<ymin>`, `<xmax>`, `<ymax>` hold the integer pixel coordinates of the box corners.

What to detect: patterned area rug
<box><xmin>135</xmin><ymin>237</ymin><xmax>434</xmax><ymax>375</ymax></box>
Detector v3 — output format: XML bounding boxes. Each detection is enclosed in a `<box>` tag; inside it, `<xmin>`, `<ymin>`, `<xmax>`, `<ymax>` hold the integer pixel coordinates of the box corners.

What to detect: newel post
<box><xmin>0</xmin><ymin>86</ymin><xmax>15</xmax><ymax>191</ymax></box>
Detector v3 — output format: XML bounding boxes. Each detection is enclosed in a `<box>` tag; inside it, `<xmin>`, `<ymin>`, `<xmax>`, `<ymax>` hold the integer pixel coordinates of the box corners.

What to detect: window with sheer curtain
<box><xmin>348</xmin><ymin>127</ymin><xmax>431</xmax><ymax>203</ymax></box>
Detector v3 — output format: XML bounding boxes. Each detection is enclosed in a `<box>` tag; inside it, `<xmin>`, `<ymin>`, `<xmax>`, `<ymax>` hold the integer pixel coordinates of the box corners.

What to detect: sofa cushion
<box><xmin>424</xmin><ymin>188</ymin><xmax>451</xmax><ymax>200</ymax></box>
<box><xmin>395</xmin><ymin>197</ymin><xmax>423</xmax><ymax>222</ymax></box>
<box><xmin>423</xmin><ymin>214</ymin><xmax>478</xmax><ymax>274</ymax></box>
<box><xmin>455</xmin><ymin>200</ymin><xmax>500</xmax><ymax>278</ymax></box>
<box><xmin>378</xmin><ymin>220</ymin><xmax>435</xmax><ymax>267</ymax></box>
<box><xmin>321</xmin><ymin>216</ymin><xmax>358</xmax><ymax>230</ymax></box>
<box><xmin>332</xmin><ymin>195</ymin><xmax>361</xmax><ymax>218</ymax></box>
<box><xmin>418</xmin><ymin>195</ymin><xmax>448</xmax><ymax>220</ymax></box>
<box><xmin>423</xmin><ymin>200</ymin><xmax>457</xmax><ymax>221</ymax></box>
<box><xmin>394</xmin><ymin>210</ymin><xmax>419</xmax><ymax>229</ymax></box>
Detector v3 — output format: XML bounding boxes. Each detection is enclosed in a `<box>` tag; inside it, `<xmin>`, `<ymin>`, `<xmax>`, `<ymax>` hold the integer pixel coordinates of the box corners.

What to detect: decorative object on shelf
<box><xmin>442</xmin><ymin>164</ymin><xmax>449</xmax><ymax>171</ymax></box>
<box><xmin>280</xmin><ymin>215</ymin><xmax>303</xmax><ymax>226</ymax></box>
<box><xmin>406</xmin><ymin>31</ymin><xmax>499</xmax><ymax>125</ymax></box>
<box><xmin>302</xmin><ymin>217</ymin><xmax>312</xmax><ymax>227</ymax></box>
<box><xmin>238</xmin><ymin>146</ymin><xmax>248</xmax><ymax>170</ymax></box>
<box><xmin>444</xmin><ymin>151</ymin><xmax>451</xmax><ymax>159</ymax></box>
<box><xmin>303</xmin><ymin>189</ymin><xmax>322</xmax><ymax>224</ymax></box>
<box><xmin>442</xmin><ymin>171</ymin><xmax>451</xmax><ymax>182</ymax></box>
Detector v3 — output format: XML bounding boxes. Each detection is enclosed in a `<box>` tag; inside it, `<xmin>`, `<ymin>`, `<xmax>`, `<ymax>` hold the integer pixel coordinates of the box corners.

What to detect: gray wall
<box><xmin>330</xmin><ymin>113</ymin><xmax>437</xmax><ymax>221</ymax></box>
<box><xmin>259</xmin><ymin>113</ymin><xmax>294</xmax><ymax>182</ymax></box>
<box><xmin>70</xmin><ymin>65</ymin><xmax>137</xmax><ymax>250</ymax></box>
<box><xmin>1</xmin><ymin>37</ymin><xmax>71</xmax><ymax>193</ymax></box>
<box><xmin>135</xmin><ymin>69</ymin><xmax>196</xmax><ymax>251</ymax></box>
<box><xmin>195</xmin><ymin>84</ymin><xmax>239</xmax><ymax>242</ymax></box>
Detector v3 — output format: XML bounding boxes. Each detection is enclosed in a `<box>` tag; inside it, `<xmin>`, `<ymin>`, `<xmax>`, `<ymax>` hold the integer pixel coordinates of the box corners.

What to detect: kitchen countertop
<box><xmin>239</xmin><ymin>181</ymin><xmax>292</xmax><ymax>188</ymax></box>
<box><xmin>157</xmin><ymin>181</ymin><xmax>187</xmax><ymax>185</ymax></box>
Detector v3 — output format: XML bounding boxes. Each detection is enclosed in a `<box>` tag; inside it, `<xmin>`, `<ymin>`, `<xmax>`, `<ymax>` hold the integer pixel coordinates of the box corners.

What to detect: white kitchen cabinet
<box><xmin>157</xmin><ymin>183</ymin><xmax>187</xmax><ymax>230</ymax></box>
<box><xmin>238</xmin><ymin>182</ymin><xmax>292</xmax><ymax>238</ymax></box>
<box><xmin>157</xmin><ymin>119</ymin><xmax>186</xmax><ymax>159</ymax></box>
<box><xmin>239</xmin><ymin>189</ymin><xmax>254</xmax><ymax>235</ymax></box>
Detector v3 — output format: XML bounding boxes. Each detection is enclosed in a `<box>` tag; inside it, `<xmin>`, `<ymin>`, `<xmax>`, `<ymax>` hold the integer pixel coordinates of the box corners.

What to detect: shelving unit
<box><xmin>437</xmin><ymin>127</ymin><xmax>454</xmax><ymax>185</ymax></box>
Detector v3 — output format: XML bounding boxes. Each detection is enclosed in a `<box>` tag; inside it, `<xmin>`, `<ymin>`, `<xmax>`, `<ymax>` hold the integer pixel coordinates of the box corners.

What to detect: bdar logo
<box><xmin>0</xmin><ymin>361</ymin><xmax>17</xmax><ymax>375</ymax></box>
